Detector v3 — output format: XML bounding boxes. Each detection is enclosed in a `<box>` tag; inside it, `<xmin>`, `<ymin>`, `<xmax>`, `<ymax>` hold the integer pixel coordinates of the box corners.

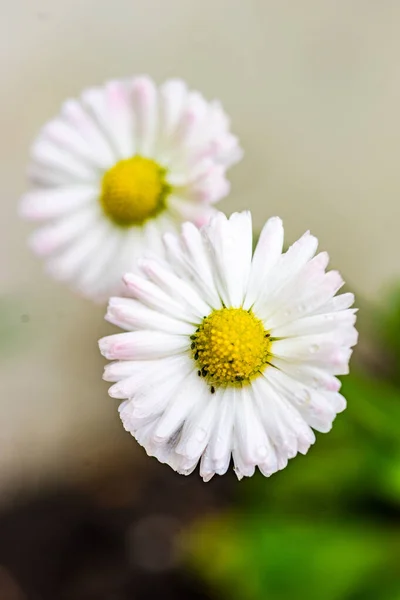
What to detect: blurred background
<box><xmin>1</xmin><ymin>1</ymin><xmax>400</xmax><ymax>598</ymax></box>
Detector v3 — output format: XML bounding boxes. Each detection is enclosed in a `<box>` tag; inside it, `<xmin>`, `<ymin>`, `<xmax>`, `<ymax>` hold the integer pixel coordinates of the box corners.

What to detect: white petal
<box><xmin>253</xmin><ymin>376</ymin><xmax>316</xmax><ymax>459</ymax></box>
<box><xmin>269</xmin><ymin>357</ymin><xmax>341</xmax><ymax>392</ymax></box>
<box><xmin>154</xmin><ymin>370</ymin><xmax>204</xmax><ymax>442</ymax></box>
<box><xmin>179</xmin><ymin>164</ymin><xmax>231</xmax><ymax>204</ymax></box>
<box><xmin>61</xmin><ymin>97</ymin><xmax>116</xmax><ymax>165</ymax></box>
<box><xmin>103</xmin><ymin>360</ymin><xmax>150</xmax><ymax>382</ymax></box>
<box><xmin>163</xmin><ymin>225</ymin><xmax>220</xmax><ymax>308</ymax></box>
<box><xmin>265</xmin><ymin>270</ymin><xmax>345</xmax><ymax>329</ymax></box>
<box><xmin>198</xmin><ymin>387</ymin><xmax>236</xmax><ymax>481</ymax></box>
<box><xmin>207</xmin><ymin>387</ymin><xmax>235</xmax><ymax>463</ymax></box>
<box><xmin>253</xmin><ymin>231</ymin><xmax>318</xmax><ymax>317</ymax></box>
<box><xmin>40</xmin><ymin>118</ymin><xmax>110</xmax><ymax>170</ymax></box>
<box><xmin>264</xmin><ymin>368</ymin><xmax>337</xmax><ymax>433</ymax></box>
<box><xmin>75</xmin><ymin>227</ymin><xmax>122</xmax><ymax>296</ymax></box>
<box><xmin>171</xmin><ymin>91</ymin><xmax>208</xmax><ymax>155</ymax></box>
<box><xmin>106</xmin><ymin>296</ymin><xmax>194</xmax><ymax>334</ymax></box>
<box><xmin>99</xmin><ymin>330</ymin><xmax>189</xmax><ymax>360</ymax></box>
<box><xmin>167</xmin><ymin>195</ymin><xmax>217</xmax><ymax>228</ymax></box>
<box><xmin>31</xmin><ymin>138</ymin><xmax>97</xmax><ymax>182</ymax></box>
<box><xmin>256</xmin><ymin>251</ymin><xmax>329</xmax><ymax>323</ymax></box>
<box><xmin>244</xmin><ymin>216</ymin><xmax>284</xmax><ymax>309</ymax></box>
<box><xmin>138</xmin><ymin>257</ymin><xmax>211</xmax><ymax>319</ymax></box>
<box><xmin>158</xmin><ymin>79</ymin><xmax>188</xmax><ymax>140</ymax></box>
<box><xmin>20</xmin><ymin>186</ymin><xmax>97</xmax><ymax>221</ymax></box>
<box><xmin>81</xmin><ymin>86</ymin><xmax>131</xmax><ymax>162</ymax></box>
<box><xmin>120</xmin><ymin>358</ymin><xmax>193</xmax><ymax>427</ymax></box>
<box><xmin>123</xmin><ymin>272</ymin><xmax>199</xmax><ymax>324</ymax></box>
<box><xmin>205</xmin><ymin>211</ymin><xmax>253</xmax><ymax>307</ymax></box>
<box><xmin>141</xmin><ymin>217</ymin><xmax>169</xmax><ymax>262</ymax></box>
<box><xmin>175</xmin><ymin>389</ymin><xmax>220</xmax><ymax>460</ymax></box>
<box><xmin>232</xmin><ymin>387</ymin><xmax>275</xmax><ymax>476</ymax></box>
<box><xmin>131</xmin><ymin>76</ymin><xmax>158</xmax><ymax>157</ymax></box>
<box><xmin>28</xmin><ymin>205</ymin><xmax>99</xmax><ymax>256</ymax></box>
<box><xmin>109</xmin><ymin>355</ymin><xmax>189</xmax><ymax>399</ymax></box>
<box><xmin>28</xmin><ymin>163</ymin><xmax>77</xmax><ymax>187</ymax></box>
<box><xmin>311</xmin><ymin>292</ymin><xmax>355</xmax><ymax>315</ymax></box>
<box><xmin>271</xmin><ymin>337</ymin><xmax>354</xmax><ymax>375</ymax></box>
<box><xmin>102</xmin><ymin>80</ymin><xmax>135</xmax><ymax>158</ymax></box>
<box><xmin>45</xmin><ymin>219</ymin><xmax>109</xmax><ymax>282</ymax></box>
<box><xmin>271</xmin><ymin>309</ymin><xmax>357</xmax><ymax>338</ymax></box>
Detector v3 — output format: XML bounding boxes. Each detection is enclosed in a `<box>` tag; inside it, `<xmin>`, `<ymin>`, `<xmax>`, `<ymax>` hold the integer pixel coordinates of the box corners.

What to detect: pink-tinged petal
<box><xmin>181</xmin><ymin>164</ymin><xmax>231</xmax><ymax>204</ymax></box>
<box><xmin>123</xmin><ymin>272</ymin><xmax>198</xmax><ymax>324</ymax></box>
<box><xmin>45</xmin><ymin>220</ymin><xmax>109</xmax><ymax>282</ymax></box>
<box><xmin>158</xmin><ymin>79</ymin><xmax>188</xmax><ymax>140</ymax></box>
<box><xmin>31</xmin><ymin>138</ymin><xmax>97</xmax><ymax>182</ymax></box>
<box><xmin>173</xmin><ymin>91</ymin><xmax>208</xmax><ymax>150</ymax></box>
<box><xmin>106</xmin><ymin>296</ymin><xmax>193</xmax><ymax>334</ymax></box>
<box><xmin>99</xmin><ymin>330</ymin><xmax>189</xmax><ymax>360</ymax></box>
<box><xmin>138</xmin><ymin>257</ymin><xmax>211</xmax><ymax>318</ymax></box>
<box><xmin>40</xmin><ymin>118</ymin><xmax>109</xmax><ymax>170</ymax></box>
<box><xmin>130</xmin><ymin>76</ymin><xmax>158</xmax><ymax>157</ymax></box>
<box><xmin>20</xmin><ymin>187</ymin><xmax>96</xmax><ymax>221</ymax></box>
<box><xmin>167</xmin><ymin>195</ymin><xmax>216</xmax><ymax>228</ymax></box>
<box><xmin>28</xmin><ymin>206</ymin><xmax>99</xmax><ymax>256</ymax></box>
<box><xmin>103</xmin><ymin>80</ymin><xmax>135</xmax><ymax>158</ymax></box>
<box><xmin>61</xmin><ymin>98</ymin><xmax>116</xmax><ymax>165</ymax></box>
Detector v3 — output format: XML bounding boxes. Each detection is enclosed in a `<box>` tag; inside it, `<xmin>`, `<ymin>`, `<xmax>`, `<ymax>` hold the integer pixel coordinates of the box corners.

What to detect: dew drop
<box><xmin>309</xmin><ymin>344</ymin><xmax>319</xmax><ymax>353</ymax></box>
<box><xmin>312</xmin><ymin>377</ymin><xmax>320</xmax><ymax>389</ymax></box>
<box><xmin>295</xmin><ymin>389</ymin><xmax>310</xmax><ymax>403</ymax></box>
<box><xmin>216</xmin><ymin>435</ymin><xmax>223</xmax><ymax>447</ymax></box>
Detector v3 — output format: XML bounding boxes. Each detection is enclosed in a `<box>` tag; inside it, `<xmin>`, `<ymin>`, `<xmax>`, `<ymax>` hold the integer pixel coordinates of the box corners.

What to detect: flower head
<box><xmin>99</xmin><ymin>211</ymin><xmax>357</xmax><ymax>481</ymax></box>
<box><xmin>20</xmin><ymin>77</ymin><xmax>242</xmax><ymax>300</ymax></box>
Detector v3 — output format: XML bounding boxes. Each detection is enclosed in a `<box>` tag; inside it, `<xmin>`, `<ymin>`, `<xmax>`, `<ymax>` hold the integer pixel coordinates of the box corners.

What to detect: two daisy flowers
<box><xmin>20</xmin><ymin>76</ymin><xmax>357</xmax><ymax>481</ymax></box>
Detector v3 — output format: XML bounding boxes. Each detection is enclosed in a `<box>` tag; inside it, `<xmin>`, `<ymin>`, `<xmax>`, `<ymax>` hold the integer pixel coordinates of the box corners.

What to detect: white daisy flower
<box><xmin>99</xmin><ymin>211</ymin><xmax>358</xmax><ymax>481</ymax></box>
<box><xmin>20</xmin><ymin>76</ymin><xmax>242</xmax><ymax>300</ymax></box>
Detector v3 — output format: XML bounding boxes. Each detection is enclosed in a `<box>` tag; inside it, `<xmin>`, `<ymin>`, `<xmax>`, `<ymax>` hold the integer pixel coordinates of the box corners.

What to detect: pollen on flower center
<box><xmin>192</xmin><ymin>308</ymin><xmax>271</xmax><ymax>386</ymax></box>
<box><xmin>100</xmin><ymin>156</ymin><xmax>170</xmax><ymax>227</ymax></box>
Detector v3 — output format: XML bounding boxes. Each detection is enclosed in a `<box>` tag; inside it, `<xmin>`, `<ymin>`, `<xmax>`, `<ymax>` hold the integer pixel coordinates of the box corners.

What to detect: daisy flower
<box><xmin>99</xmin><ymin>211</ymin><xmax>357</xmax><ymax>481</ymax></box>
<box><xmin>20</xmin><ymin>76</ymin><xmax>242</xmax><ymax>300</ymax></box>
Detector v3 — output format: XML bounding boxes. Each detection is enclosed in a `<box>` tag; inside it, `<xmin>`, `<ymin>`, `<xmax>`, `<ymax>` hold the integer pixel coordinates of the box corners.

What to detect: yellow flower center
<box><xmin>100</xmin><ymin>156</ymin><xmax>170</xmax><ymax>227</ymax></box>
<box><xmin>192</xmin><ymin>308</ymin><xmax>271</xmax><ymax>387</ymax></box>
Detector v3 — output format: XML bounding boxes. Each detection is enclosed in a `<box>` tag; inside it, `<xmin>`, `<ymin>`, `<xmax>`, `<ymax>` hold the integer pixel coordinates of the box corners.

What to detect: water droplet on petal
<box><xmin>310</xmin><ymin>344</ymin><xmax>319</xmax><ymax>353</ymax></box>
<box><xmin>295</xmin><ymin>389</ymin><xmax>310</xmax><ymax>403</ymax></box>
<box><xmin>312</xmin><ymin>377</ymin><xmax>320</xmax><ymax>388</ymax></box>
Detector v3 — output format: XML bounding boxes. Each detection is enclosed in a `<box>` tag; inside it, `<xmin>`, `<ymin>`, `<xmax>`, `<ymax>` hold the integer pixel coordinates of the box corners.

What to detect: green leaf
<box><xmin>188</xmin><ymin>516</ymin><xmax>399</xmax><ymax>600</ymax></box>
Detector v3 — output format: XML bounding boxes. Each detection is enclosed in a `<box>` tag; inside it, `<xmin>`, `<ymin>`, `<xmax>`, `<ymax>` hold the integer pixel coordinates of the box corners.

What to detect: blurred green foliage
<box><xmin>188</xmin><ymin>288</ymin><xmax>400</xmax><ymax>600</ymax></box>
